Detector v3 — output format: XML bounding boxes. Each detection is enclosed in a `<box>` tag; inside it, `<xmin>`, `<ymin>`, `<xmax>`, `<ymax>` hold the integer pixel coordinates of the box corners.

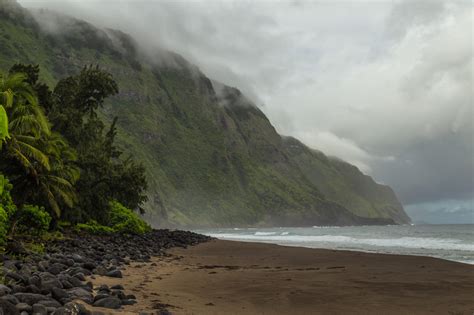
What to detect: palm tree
<box><xmin>12</xmin><ymin>132</ymin><xmax>80</xmax><ymax>218</ymax></box>
<box><xmin>0</xmin><ymin>74</ymin><xmax>13</xmax><ymax>146</ymax></box>
<box><xmin>0</xmin><ymin>71</ymin><xmax>79</xmax><ymax>218</ymax></box>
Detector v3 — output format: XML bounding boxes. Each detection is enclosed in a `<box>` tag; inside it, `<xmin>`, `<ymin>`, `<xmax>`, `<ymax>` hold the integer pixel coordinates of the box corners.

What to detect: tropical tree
<box><xmin>0</xmin><ymin>72</ymin><xmax>15</xmax><ymax>146</ymax></box>
<box><xmin>0</xmin><ymin>71</ymin><xmax>50</xmax><ymax>169</ymax></box>
<box><xmin>10</xmin><ymin>132</ymin><xmax>79</xmax><ymax>218</ymax></box>
<box><xmin>0</xmin><ymin>70</ymin><xmax>78</xmax><ymax>218</ymax></box>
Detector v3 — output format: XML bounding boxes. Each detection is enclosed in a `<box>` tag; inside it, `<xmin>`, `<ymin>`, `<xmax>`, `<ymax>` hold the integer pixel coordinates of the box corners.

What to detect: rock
<box><xmin>82</xmin><ymin>262</ymin><xmax>96</xmax><ymax>271</ymax></box>
<box><xmin>39</xmin><ymin>272</ymin><xmax>63</xmax><ymax>291</ymax></box>
<box><xmin>111</xmin><ymin>290</ymin><xmax>126</xmax><ymax>300</ymax></box>
<box><xmin>1</xmin><ymin>294</ymin><xmax>19</xmax><ymax>305</ymax></box>
<box><xmin>13</xmin><ymin>293</ymin><xmax>48</xmax><ymax>305</ymax></box>
<box><xmin>92</xmin><ymin>267</ymin><xmax>107</xmax><ymax>276</ymax></box>
<box><xmin>60</xmin><ymin>280</ymin><xmax>73</xmax><ymax>290</ymax></box>
<box><xmin>38</xmin><ymin>261</ymin><xmax>49</xmax><ymax>272</ymax></box>
<box><xmin>28</xmin><ymin>275</ymin><xmax>42</xmax><ymax>288</ymax></box>
<box><xmin>64</xmin><ymin>259</ymin><xmax>75</xmax><ymax>267</ymax></box>
<box><xmin>105</xmin><ymin>270</ymin><xmax>122</xmax><ymax>278</ymax></box>
<box><xmin>73</xmin><ymin>273</ymin><xmax>86</xmax><ymax>281</ymax></box>
<box><xmin>2</xmin><ymin>260</ymin><xmax>18</xmax><ymax>271</ymax></box>
<box><xmin>0</xmin><ymin>299</ymin><xmax>19</xmax><ymax>315</ymax></box>
<box><xmin>37</xmin><ymin>299</ymin><xmax>62</xmax><ymax>308</ymax></box>
<box><xmin>5</xmin><ymin>272</ymin><xmax>26</xmax><ymax>284</ymax></box>
<box><xmin>110</xmin><ymin>284</ymin><xmax>124</xmax><ymax>290</ymax></box>
<box><xmin>93</xmin><ymin>294</ymin><xmax>109</xmax><ymax>303</ymax></box>
<box><xmin>51</xmin><ymin>307</ymin><xmax>69</xmax><ymax>315</ymax></box>
<box><xmin>46</xmin><ymin>307</ymin><xmax>57</xmax><ymax>314</ymax></box>
<box><xmin>121</xmin><ymin>299</ymin><xmax>137</xmax><ymax>305</ymax></box>
<box><xmin>15</xmin><ymin>303</ymin><xmax>32</xmax><ymax>312</ymax></box>
<box><xmin>94</xmin><ymin>285</ymin><xmax>109</xmax><ymax>293</ymax></box>
<box><xmin>11</xmin><ymin>285</ymin><xmax>26</xmax><ymax>293</ymax></box>
<box><xmin>64</xmin><ymin>302</ymin><xmax>91</xmax><ymax>315</ymax></box>
<box><xmin>47</xmin><ymin>263</ymin><xmax>66</xmax><ymax>275</ymax></box>
<box><xmin>51</xmin><ymin>287</ymin><xmax>69</xmax><ymax>300</ymax></box>
<box><xmin>68</xmin><ymin>276</ymin><xmax>83</xmax><ymax>287</ymax></box>
<box><xmin>0</xmin><ymin>285</ymin><xmax>12</xmax><ymax>297</ymax></box>
<box><xmin>93</xmin><ymin>297</ymin><xmax>121</xmax><ymax>309</ymax></box>
<box><xmin>32</xmin><ymin>303</ymin><xmax>48</xmax><ymax>315</ymax></box>
<box><xmin>71</xmin><ymin>254</ymin><xmax>84</xmax><ymax>263</ymax></box>
<box><xmin>66</xmin><ymin>287</ymin><xmax>93</xmax><ymax>304</ymax></box>
<box><xmin>24</xmin><ymin>284</ymin><xmax>41</xmax><ymax>294</ymax></box>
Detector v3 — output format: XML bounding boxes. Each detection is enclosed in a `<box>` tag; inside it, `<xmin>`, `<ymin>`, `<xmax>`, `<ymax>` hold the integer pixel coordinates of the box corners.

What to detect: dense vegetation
<box><xmin>0</xmin><ymin>64</ymin><xmax>150</xmax><ymax>246</ymax></box>
<box><xmin>0</xmin><ymin>1</ymin><xmax>410</xmax><ymax>228</ymax></box>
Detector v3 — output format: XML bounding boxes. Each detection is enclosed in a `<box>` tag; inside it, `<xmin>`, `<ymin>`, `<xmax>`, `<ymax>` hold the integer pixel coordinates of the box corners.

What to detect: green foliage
<box><xmin>0</xmin><ymin>175</ymin><xmax>16</xmax><ymax>246</ymax></box>
<box><xmin>22</xmin><ymin>241</ymin><xmax>45</xmax><ymax>254</ymax></box>
<box><xmin>75</xmin><ymin>201</ymin><xmax>150</xmax><ymax>235</ymax></box>
<box><xmin>0</xmin><ymin>105</ymin><xmax>8</xmax><ymax>146</ymax></box>
<box><xmin>48</xmin><ymin>66</ymin><xmax>147</xmax><ymax>223</ymax></box>
<box><xmin>15</xmin><ymin>204</ymin><xmax>51</xmax><ymax>236</ymax></box>
<box><xmin>76</xmin><ymin>220</ymin><xmax>114</xmax><ymax>235</ymax></box>
<box><xmin>0</xmin><ymin>67</ymin><xmax>79</xmax><ymax>219</ymax></box>
<box><xmin>108</xmin><ymin>200</ymin><xmax>151</xmax><ymax>234</ymax></box>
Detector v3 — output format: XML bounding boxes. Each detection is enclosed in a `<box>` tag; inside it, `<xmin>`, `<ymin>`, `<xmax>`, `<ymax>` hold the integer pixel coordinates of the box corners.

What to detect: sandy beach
<box><xmin>85</xmin><ymin>239</ymin><xmax>474</xmax><ymax>314</ymax></box>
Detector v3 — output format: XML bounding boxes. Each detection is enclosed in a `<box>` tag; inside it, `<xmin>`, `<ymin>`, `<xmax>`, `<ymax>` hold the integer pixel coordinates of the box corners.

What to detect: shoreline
<box><xmin>202</xmin><ymin>238</ymin><xmax>474</xmax><ymax>266</ymax></box>
<box><xmin>199</xmin><ymin>224</ymin><xmax>474</xmax><ymax>266</ymax></box>
<box><xmin>88</xmin><ymin>239</ymin><xmax>474</xmax><ymax>314</ymax></box>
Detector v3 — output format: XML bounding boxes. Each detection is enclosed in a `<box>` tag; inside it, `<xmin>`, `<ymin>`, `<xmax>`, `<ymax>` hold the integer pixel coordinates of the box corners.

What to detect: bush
<box><xmin>76</xmin><ymin>220</ymin><xmax>114</xmax><ymax>235</ymax></box>
<box><xmin>0</xmin><ymin>175</ymin><xmax>16</xmax><ymax>246</ymax></box>
<box><xmin>108</xmin><ymin>200</ymin><xmax>151</xmax><ymax>234</ymax></box>
<box><xmin>15</xmin><ymin>205</ymin><xmax>51</xmax><ymax>236</ymax></box>
<box><xmin>75</xmin><ymin>201</ymin><xmax>150</xmax><ymax>235</ymax></box>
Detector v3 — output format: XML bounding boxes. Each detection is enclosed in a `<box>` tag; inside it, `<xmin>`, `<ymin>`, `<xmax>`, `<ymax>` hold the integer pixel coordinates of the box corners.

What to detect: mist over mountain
<box><xmin>4</xmin><ymin>0</ymin><xmax>456</xmax><ymax>227</ymax></box>
<box><xmin>15</xmin><ymin>0</ymin><xmax>473</xmax><ymax>224</ymax></box>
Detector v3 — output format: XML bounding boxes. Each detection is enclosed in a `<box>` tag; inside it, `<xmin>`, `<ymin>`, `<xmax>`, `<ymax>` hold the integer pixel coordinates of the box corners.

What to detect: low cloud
<box><xmin>18</xmin><ymin>0</ymin><xmax>473</xmax><ymax>217</ymax></box>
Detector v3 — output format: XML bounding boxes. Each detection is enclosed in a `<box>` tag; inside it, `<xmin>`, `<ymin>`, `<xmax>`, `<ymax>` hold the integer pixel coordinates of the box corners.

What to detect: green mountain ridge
<box><xmin>0</xmin><ymin>1</ymin><xmax>410</xmax><ymax>227</ymax></box>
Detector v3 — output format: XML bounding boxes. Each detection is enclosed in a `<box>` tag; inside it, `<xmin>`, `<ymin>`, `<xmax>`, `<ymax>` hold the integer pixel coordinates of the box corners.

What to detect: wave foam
<box><xmin>254</xmin><ymin>232</ymin><xmax>277</xmax><ymax>236</ymax></box>
<box><xmin>207</xmin><ymin>233</ymin><xmax>474</xmax><ymax>252</ymax></box>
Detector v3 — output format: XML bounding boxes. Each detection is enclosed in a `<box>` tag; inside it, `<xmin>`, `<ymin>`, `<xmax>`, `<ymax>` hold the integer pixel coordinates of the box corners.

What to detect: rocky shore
<box><xmin>0</xmin><ymin>230</ymin><xmax>211</xmax><ymax>315</ymax></box>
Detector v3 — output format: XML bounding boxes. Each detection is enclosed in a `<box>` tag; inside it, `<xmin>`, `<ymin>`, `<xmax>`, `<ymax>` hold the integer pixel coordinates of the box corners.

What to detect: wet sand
<box><xmin>88</xmin><ymin>239</ymin><xmax>474</xmax><ymax>314</ymax></box>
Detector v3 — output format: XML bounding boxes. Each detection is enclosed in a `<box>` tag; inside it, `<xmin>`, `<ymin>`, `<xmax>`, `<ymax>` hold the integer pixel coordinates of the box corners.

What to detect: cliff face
<box><xmin>0</xmin><ymin>2</ymin><xmax>410</xmax><ymax>227</ymax></box>
<box><xmin>282</xmin><ymin>137</ymin><xmax>411</xmax><ymax>224</ymax></box>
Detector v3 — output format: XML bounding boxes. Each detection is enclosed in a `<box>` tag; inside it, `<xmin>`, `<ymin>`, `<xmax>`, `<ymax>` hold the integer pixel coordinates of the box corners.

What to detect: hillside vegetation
<box><xmin>0</xmin><ymin>1</ymin><xmax>410</xmax><ymax>227</ymax></box>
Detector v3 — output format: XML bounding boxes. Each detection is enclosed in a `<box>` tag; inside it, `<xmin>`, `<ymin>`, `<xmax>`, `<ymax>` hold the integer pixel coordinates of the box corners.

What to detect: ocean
<box><xmin>196</xmin><ymin>224</ymin><xmax>474</xmax><ymax>265</ymax></box>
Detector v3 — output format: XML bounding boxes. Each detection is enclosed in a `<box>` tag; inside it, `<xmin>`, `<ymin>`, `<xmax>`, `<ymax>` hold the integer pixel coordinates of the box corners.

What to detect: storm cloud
<box><xmin>19</xmin><ymin>0</ymin><xmax>473</xmax><ymax>222</ymax></box>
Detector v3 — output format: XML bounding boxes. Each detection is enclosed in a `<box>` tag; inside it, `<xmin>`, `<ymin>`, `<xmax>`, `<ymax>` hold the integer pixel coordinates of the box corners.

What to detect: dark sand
<box><xmin>89</xmin><ymin>239</ymin><xmax>474</xmax><ymax>314</ymax></box>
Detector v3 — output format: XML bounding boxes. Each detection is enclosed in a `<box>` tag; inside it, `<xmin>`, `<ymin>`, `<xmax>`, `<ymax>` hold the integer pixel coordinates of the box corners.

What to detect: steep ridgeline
<box><xmin>282</xmin><ymin>137</ymin><xmax>411</xmax><ymax>224</ymax></box>
<box><xmin>0</xmin><ymin>1</ymin><xmax>410</xmax><ymax>227</ymax></box>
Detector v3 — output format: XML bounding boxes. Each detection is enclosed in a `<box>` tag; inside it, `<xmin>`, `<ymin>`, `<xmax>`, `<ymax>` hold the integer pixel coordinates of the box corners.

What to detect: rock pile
<box><xmin>0</xmin><ymin>230</ymin><xmax>210</xmax><ymax>314</ymax></box>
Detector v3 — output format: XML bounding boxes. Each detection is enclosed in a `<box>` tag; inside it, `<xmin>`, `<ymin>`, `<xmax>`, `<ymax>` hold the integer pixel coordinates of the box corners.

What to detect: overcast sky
<box><xmin>19</xmin><ymin>0</ymin><xmax>473</xmax><ymax>223</ymax></box>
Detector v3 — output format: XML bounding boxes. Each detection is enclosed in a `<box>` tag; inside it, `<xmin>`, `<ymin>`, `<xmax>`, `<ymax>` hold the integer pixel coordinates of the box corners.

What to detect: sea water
<box><xmin>196</xmin><ymin>224</ymin><xmax>474</xmax><ymax>265</ymax></box>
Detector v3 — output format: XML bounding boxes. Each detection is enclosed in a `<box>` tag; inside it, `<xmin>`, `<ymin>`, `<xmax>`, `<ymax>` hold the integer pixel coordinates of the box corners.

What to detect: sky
<box><xmin>19</xmin><ymin>0</ymin><xmax>474</xmax><ymax>223</ymax></box>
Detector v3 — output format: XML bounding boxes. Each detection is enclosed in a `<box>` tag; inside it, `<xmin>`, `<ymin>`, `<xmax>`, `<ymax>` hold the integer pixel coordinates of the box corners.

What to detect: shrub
<box><xmin>108</xmin><ymin>200</ymin><xmax>151</xmax><ymax>234</ymax></box>
<box><xmin>0</xmin><ymin>175</ymin><xmax>16</xmax><ymax>246</ymax></box>
<box><xmin>15</xmin><ymin>205</ymin><xmax>51</xmax><ymax>236</ymax></box>
<box><xmin>74</xmin><ymin>201</ymin><xmax>150</xmax><ymax>235</ymax></box>
<box><xmin>76</xmin><ymin>220</ymin><xmax>114</xmax><ymax>235</ymax></box>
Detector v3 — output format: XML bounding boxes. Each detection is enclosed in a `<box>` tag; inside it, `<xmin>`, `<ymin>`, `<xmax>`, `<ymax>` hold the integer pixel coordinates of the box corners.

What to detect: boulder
<box><xmin>32</xmin><ymin>303</ymin><xmax>48</xmax><ymax>315</ymax></box>
<box><xmin>0</xmin><ymin>299</ymin><xmax>19</xmax><ymax>315</ymax></box>
<box><xmin>105</xmin><ymin>270</ymin><xmax>122</xmax><ymax>278</ymax></box>
<box><xmin>66</xmin><ymin>287</ymin><xmax>93</xmax><ymax>304</ymax></box>
<box><xmin>0</xmin><ymin>285</ymin><xmax>12</xmax><ymax>297</ymax></box>
<box><xmin>15</xmin><ymin>303</ymin><xmax>32</xmax><ymax>312</ymax></box>
<box><xmin>93</xmin><ymin>297</ymin><xmax>121</xmax><ymax>309</ymax></box>
<box><xmin>13</xmin><ymin>293</ymin><xmax>48</xmax><ymax>305</ymax></box>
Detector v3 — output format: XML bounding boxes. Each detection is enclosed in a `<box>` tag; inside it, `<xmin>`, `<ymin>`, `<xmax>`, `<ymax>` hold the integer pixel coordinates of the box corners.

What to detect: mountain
<box><xmin>0</xmin><ymin>1</ymin><xmax>410</xmax><ymax>227</ymax></box>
